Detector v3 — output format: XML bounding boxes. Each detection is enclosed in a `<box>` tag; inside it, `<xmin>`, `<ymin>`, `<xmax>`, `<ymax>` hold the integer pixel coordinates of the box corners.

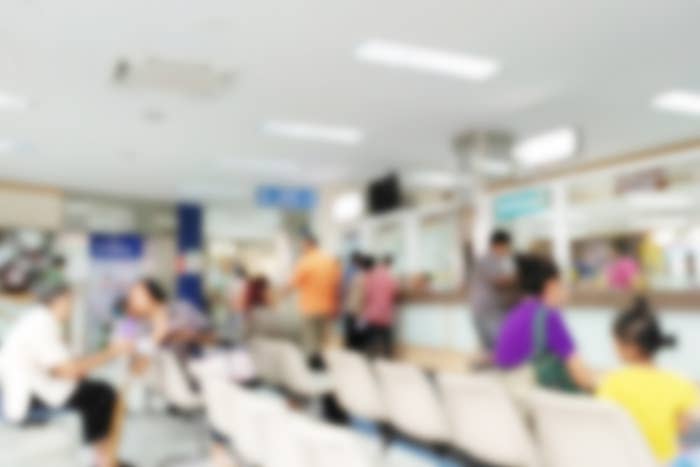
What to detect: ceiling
<box><xmin>2</xmin><ymin>0</ymin><xmax>700</xmax><ymax>201</ymax></box>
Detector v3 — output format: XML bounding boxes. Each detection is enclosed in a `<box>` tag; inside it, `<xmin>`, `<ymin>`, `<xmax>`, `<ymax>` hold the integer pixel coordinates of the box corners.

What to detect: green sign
<box><xmin>494</xmin><ymin>188</ymin><xmax>550</xmax><ymax>222</ymax></box>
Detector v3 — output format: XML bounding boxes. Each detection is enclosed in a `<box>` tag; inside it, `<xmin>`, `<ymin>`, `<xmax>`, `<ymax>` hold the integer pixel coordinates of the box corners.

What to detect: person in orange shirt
<box><xmin>291</xmin><ymin>233</ymin><xmax>341</xmax><ymax>364</ymax></box>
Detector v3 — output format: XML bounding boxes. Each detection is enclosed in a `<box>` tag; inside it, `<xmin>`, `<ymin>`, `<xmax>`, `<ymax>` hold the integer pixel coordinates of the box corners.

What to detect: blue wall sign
<box><xmin>256</xmin><ymin>186</ymin><xmax>317</xmax><ymax>211</ymax></box>
<box><xmin>494</xmin><ymin>188</ymin><xmax>550</xmax><ymax>222</ymax></box>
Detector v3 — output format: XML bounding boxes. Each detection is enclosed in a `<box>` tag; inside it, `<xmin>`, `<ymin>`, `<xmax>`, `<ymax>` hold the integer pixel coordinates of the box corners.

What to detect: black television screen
<box><xmin>367</xmin><ymin>173</ymin><xmax>402</xmax><ymax>214</ymax></box>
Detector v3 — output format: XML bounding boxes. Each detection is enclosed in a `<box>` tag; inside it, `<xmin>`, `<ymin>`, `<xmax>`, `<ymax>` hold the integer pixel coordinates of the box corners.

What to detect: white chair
<box><xmin>374</xmin><ymin>360</ymin><xmax>450</xmax><ymax>445</ymax></box>
<box><xmin>529</xmin><ymin>389</ymin><xmax>659</xmax><ymax>467</ymax></box>
<box><xmin>436</xmin><ymin>372</ymin><xmax>540</xmax><ymax>467</ymax></box>
<box><xmin>292</xmin><ymin>416</ymin><xmax>382</xmax><ymax>467</ymax></box>
<box><xmin>250</xmin><ymin>338</ymin><xmax>284</xmax><ymax>387</ymax></box>
<box><xmin>277</xmin><ymin>340</ymin><xmax>331</xmax><ymax>400</ymax></box>
<box><xmin>219</xmin><ymin>382</ymin><xmax>287</xmax><ymax>466</ymax></box>
<box><xmin>189</xmin><ymin>357</ymin><xmax>233</xmax><ymax>436</ymax></box>
<box><xmin>155</xmin><ymin>350</ymin><xmax>202</xmax><ymax>411</ymax></box>
<box><xmin>326</xmin><ymin>349</ymin><xmax>387</xmax><ymax>423</ymax></box>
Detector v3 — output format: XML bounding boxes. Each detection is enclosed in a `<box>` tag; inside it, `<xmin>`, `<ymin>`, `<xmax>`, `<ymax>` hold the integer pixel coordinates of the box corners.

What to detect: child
<box><xmin>598</xmin><ymin>298</ymin><xmax>700</xmax><ymax>464</ymax></box>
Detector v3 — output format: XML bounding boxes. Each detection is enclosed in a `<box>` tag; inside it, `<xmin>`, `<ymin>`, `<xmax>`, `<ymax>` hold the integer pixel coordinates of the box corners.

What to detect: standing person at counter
<box><xmin>494</xmin><ymin>256</ymin><xmax>595</xmax><ymax>392</ymax></box>
<box><xmin>362</xmin><ymin>254</ymin><xmax>399</xmax><ymax>358</ymax></box>
<box><xmin>289</xmin><ymin>233</ymin><xmax>341</xmax><ymax>367</ymax></box>
<box><xmin>469</xmin><ymin>230</ymin><xmax>518</xmax><ymax>354</ymax></box>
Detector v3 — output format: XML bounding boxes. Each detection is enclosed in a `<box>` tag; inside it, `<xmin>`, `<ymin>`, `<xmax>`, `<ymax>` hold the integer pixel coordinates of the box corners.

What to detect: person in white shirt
<box><xmin>1</xmin><ymin>279</ymin><xmax>132</xmax><ymax>467</ymax></box>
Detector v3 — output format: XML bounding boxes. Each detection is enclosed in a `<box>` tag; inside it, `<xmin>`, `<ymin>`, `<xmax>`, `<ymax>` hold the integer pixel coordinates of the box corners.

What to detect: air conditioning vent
<box><xmin>112</xmin><ymin>57</ymin><xmax>235</xmax><ymax>97</ymax></box>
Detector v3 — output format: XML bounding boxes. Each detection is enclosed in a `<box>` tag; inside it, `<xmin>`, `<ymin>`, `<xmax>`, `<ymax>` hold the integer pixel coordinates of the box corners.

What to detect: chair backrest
<box><xmin>436</xmin><ymin>372</ymin><xmax>540</xmax><ymax>467</ymax></box>
<box><xmin>189</xmin><ymin>357</ymin><xmax>233</xmax><ymax>435</ymax></box>
<box><xmin>293</xmin><ymin>417</ymin><xmax>381</xmax><ymax>467</ymax></box>
<box><xmin>326</xmin><ymin>349</ymin><xmax>386</xmax><ymax>422</ymax></box>
<box><xmin>250</xmin><ymin>338</ymin><xmax>284</xmax><ymax>386</ymax></box>
<box><xmin>219</xmin><ymin>383</ymin><xmax>287</xmax><ymax>465</ymax></box>
<box><xmin>529</xmin><ymin>389</ymin><xmax>659</xmax><ymax>467</ymax></box>
<box><xmin>277</xmin><ymin>340</ymin><xmax>317</xmax><ymax>397</ymax></box>
<box><xmin>156</xmin><ymin>350</ymin><xmax>201</xmax><ymax>411</ymax></box>
<box><xmin>374</xmin><ymin>360</ymin><xmax>450</xmax><ymax>444</ymax></box>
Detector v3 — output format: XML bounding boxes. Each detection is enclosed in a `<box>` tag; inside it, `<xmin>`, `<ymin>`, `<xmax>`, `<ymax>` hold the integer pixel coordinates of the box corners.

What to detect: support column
<box><xmin>176</xmin><ymin>203</ymin><xmax>204</xmax><ymax>310</ymax></box>
<box><xmin>551</xmin><ymin>181</ymin><xmax>572</xmax><ymax>280</ymax></box>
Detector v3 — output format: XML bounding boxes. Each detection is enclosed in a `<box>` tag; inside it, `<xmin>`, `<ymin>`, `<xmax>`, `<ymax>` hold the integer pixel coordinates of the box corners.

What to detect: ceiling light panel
<box><xmin>513</xmin><ymin>127</ymin><xmax>579</xmax><ymax>167</ymax></box>
<box><xmin>262</xmin><ymin>121</ymin><xmax>364</xmax><ymax>145</ymax></box>
<box><xmin>355</xmin><ymin>39</ymin><xmax>500</xmax><ymax>81</ymax></box>
<box><xmin>652</xmin><ymin>90</ymin><xmax>700</xmax><ymax>116</ymax></box>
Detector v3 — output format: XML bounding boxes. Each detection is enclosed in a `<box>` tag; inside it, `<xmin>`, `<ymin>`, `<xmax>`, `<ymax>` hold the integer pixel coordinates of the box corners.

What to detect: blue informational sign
<box><xmin>494</xmin><ymin>188</ymin><xmax>550</xmax><ymax>222</ymax></box>
<box><xmin>177</xmin><ymin>203</ymin><xmax>205</xmax><ymax>311</ymax></box>
<box><xmin>256</xmin><ymin>185</ymin><xmax>317</xmax><ymax>211</ymax></box>
<box><xmin>90</xmin><ymin>233</ymin><xmax>143</xmax><ymax>260</ymax></box>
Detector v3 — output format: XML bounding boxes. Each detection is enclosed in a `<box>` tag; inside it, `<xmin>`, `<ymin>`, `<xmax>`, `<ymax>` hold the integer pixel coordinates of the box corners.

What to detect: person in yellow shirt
<box><xmin>290</xmin><ymin>233</ymin><xmax>341</xmax><ymax>366</ymax></box>
<box><xmin>598</xmin><ymin>298</ymin><xmax>700</xmax><ymax>463</ymax></box>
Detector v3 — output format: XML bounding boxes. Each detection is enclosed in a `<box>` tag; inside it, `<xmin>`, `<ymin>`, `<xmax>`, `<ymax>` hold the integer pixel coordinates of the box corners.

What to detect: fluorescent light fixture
<box><xmin>0</xmin><ymin>92</ymin><xmax>29</xmax><ymax>111</ymax></box>
<box><xmin>263</xmin><ymin>121</ymin><xmax>364</xmax><ymax>145</ymax></box>
<box><xmin>513</xmin><ymin>127</ymin><xmax>578</xmax><ymax>167</ymax></box>
<box><xmin>332</xmin><ymin>191</ymin><xmax>364</xmax><ymax>223</ymax></box>
<box><xmin>355</xmin><ymin>39</ymin><xmax>500</xmax><ymax>81</ymax></box>
<box><xmin>652</xmin><ymin>90</ymin><xmax>700</xmax><ymax>116</ymax></box>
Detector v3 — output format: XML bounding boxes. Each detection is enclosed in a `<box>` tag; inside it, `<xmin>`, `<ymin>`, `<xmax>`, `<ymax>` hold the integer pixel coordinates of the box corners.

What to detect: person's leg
<box><xmin>66</xmin><ymin>380</ymin><xmax>118</xmax><ymax>467</ymax></box>
<box><xmin>382</xmin><ymin>325</ymin><xmax>394</xmax><ymax>358</ymax></box>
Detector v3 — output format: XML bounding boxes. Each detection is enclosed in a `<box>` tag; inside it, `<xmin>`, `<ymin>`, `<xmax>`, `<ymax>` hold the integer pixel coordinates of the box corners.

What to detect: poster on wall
<box><xmin>87</xmin><ymin>233</ymin><xmax>143</xmax><ymax>349</ymax></box>
<box><xmin>0</xmin><ymin>229</ymin><xmax>58</xmax><ymax>296</ymax></box>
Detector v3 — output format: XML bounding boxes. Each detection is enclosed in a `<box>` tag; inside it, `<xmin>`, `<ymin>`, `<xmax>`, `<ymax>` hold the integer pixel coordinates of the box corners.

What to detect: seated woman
<box><xmin>1</xmin><ymin>279</ymin><xmax>133</xmax><ymax>467</ymax></box>
<box><xmin>598</xmin><ymin>298</ymin><xmax>700</xmax><ymax>464</ymax></box>
<box><xmin>494</xmin><ymin>256</ymin><xmax>595</xmax><ymax>392</ymax></box>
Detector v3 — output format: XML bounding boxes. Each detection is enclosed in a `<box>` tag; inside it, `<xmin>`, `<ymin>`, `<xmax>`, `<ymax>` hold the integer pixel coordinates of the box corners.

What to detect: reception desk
<box><xmin>397</xmin><ymin>298</ymin><xmax>700</xmax><ymax>381</ymax></box>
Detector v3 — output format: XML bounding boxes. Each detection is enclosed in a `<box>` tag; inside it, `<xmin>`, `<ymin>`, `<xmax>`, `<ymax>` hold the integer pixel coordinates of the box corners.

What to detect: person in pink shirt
<box><xmin>607</xmin><ymin>240</ymin><xmax>641</xmax><ymax>291</ymax></box>
<box><xmin>362</xmin><ymin>255</ymin><xmax>399</xmax><ymax>358</ymax></box>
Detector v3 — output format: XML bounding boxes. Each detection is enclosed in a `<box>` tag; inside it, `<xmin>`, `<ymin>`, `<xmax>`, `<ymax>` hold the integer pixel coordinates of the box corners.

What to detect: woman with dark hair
<box><xmin>598</xmin><ymin>297</ymin><xmax>699</xmax><ymax>463</ymax></box>
<box><xmin>494</xmin><ymin>255</ymin><xmax>594</xmax><ymax>392</ymax></box>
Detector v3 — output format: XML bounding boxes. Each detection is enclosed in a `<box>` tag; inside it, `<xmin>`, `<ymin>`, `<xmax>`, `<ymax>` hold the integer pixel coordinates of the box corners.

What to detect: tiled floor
<box><xmin>119</xmin><ymin>413</ymin><xmax>211</xmax><ymax>467</ymax></box>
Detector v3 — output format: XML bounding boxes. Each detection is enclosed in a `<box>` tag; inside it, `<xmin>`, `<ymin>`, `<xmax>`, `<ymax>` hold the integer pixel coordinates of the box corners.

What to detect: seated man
<box><xmin>1</xmin><ymin>279</ymin><xmax>132</xmax><ymax>467</ymax></box>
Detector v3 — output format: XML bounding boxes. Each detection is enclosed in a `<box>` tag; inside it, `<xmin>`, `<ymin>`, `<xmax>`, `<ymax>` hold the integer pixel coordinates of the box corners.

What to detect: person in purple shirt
<box><xmin>495</xmin><ymin>257</ymin><xmax>594</xmax><ymax>392</ymax></box>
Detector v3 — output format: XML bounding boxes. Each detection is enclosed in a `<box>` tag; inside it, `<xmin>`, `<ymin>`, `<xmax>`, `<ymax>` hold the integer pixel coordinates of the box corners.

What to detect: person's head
<box><xmin>351</xmin><ymin>251</ymin><xmax>364</xmax><ymax>268</ymax></box>
<box><xmin>362</xmin><ymin>255</ymin><xmax>376</xmax><ymax>271</ymax></box>
<box><xmin>613</xmin><ymin>238</ymin><xmax>631</xmax><ymax>257</ymax></box>
<box><xmin>51</xmin><ymin>255</ymin><xmax>66</xmax><ymax>270</ymax></box>
<box><xmin>233</xmin><ymin>263</ymin><xmax>247</xmax><ymax>279</ymax></box>
<box><xmin>490</xmin><ymin>230</ymin><xmax>512</xmax><ymax>257</ymax></box>
<box><xmin>127</xmin><ymin>278</ymin><xmax>168</xmax><ymax>318</ymax></box>
<box><xmin>300</xmin><ymin>232</ymin><xmax>318</xmax><ymax>253</ymax></box>
<box><xmin>520</xmin><ymin>256</ymin><xmax>565</xmax><ymax>308</ymax></box>
<box><xmin>34</xmin><ymin>278</ymin><xmax>73</xmax><ymax>322</ymax></box>
<box><xmin>613</xmin><ymin>297</ymin><xmax>676</xmax><ymax>363</ymax></box>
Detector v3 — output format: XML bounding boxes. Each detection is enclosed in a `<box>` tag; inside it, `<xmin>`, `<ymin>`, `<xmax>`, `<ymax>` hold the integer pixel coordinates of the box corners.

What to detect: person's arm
<box><xmin>51</xmin><ymin>341</ymin><xmax>132</xmax><ymax>380</ymax></box>
<box><xmin>548</xmin><ymin>312</ymin><xmax>595</xmax><ymax>392</ymax></box>
<box><xmin>565</xmin><ymin>354</ymin><xmax>596</xmax><ymax>392</ymax></box>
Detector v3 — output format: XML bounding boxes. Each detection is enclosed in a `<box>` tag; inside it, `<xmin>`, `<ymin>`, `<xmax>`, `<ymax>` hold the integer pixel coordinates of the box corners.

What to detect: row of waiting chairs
<box><xmin>244</xmin><ymin>339</ymin><xmax>659</xmax><ymax>467</ymax></box>
<box><xmin>190</xmin><ymin>354</ymin><xmax>435</xmax><ymax>467</ymax></box>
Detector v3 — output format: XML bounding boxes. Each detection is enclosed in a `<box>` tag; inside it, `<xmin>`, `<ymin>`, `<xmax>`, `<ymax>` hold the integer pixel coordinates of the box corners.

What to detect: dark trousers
<box><xmin>364</xmin><ymin>325</ymin><xmax>393</xmax><ymax>358</ymax></box>
<box><xmin>65</xmin><ymin>380</ymin><xmax>117</xmax><ymax>443</ymax></box>
<box><xmin>343</xmin><ymin>314</ymin><xmax>364</xmax><ymax>351</ymax></box>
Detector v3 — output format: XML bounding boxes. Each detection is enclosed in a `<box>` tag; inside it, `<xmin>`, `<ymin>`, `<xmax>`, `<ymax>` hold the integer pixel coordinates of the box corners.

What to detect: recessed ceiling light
<box><xmin>355</xmin><ymin>39</ymin><xmax>500</xmax><ymax>81</ymax></box>
<box><xmin>513</xmin><ymin>127</ymin><xmax>579</xmax><ymax>167</ymax></box>
<box><xmin>652</xmin><ymin>90</ymin><xmax>700</xmax><ymax>116</ymax></box>
<box><xmin>262</xmin><ymin>121</ymin><xmax>364</xmax><ymax>145</ymax></box>
<box><xmin>404</xmin><ymin>171</ymin><xmax>469</xmax><ymax>188</ymax></box>
<box><xmin>0</xmin><ymin>93</ymin><xmax>30</xmax><ymax>111</ymax></box>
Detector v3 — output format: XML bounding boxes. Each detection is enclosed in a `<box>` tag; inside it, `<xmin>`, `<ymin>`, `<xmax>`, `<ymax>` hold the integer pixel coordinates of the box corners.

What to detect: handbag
<box><xmin>532</xmin><ymin>306</ymin><xmax>580</xmax><ymax>393</ymax></box>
